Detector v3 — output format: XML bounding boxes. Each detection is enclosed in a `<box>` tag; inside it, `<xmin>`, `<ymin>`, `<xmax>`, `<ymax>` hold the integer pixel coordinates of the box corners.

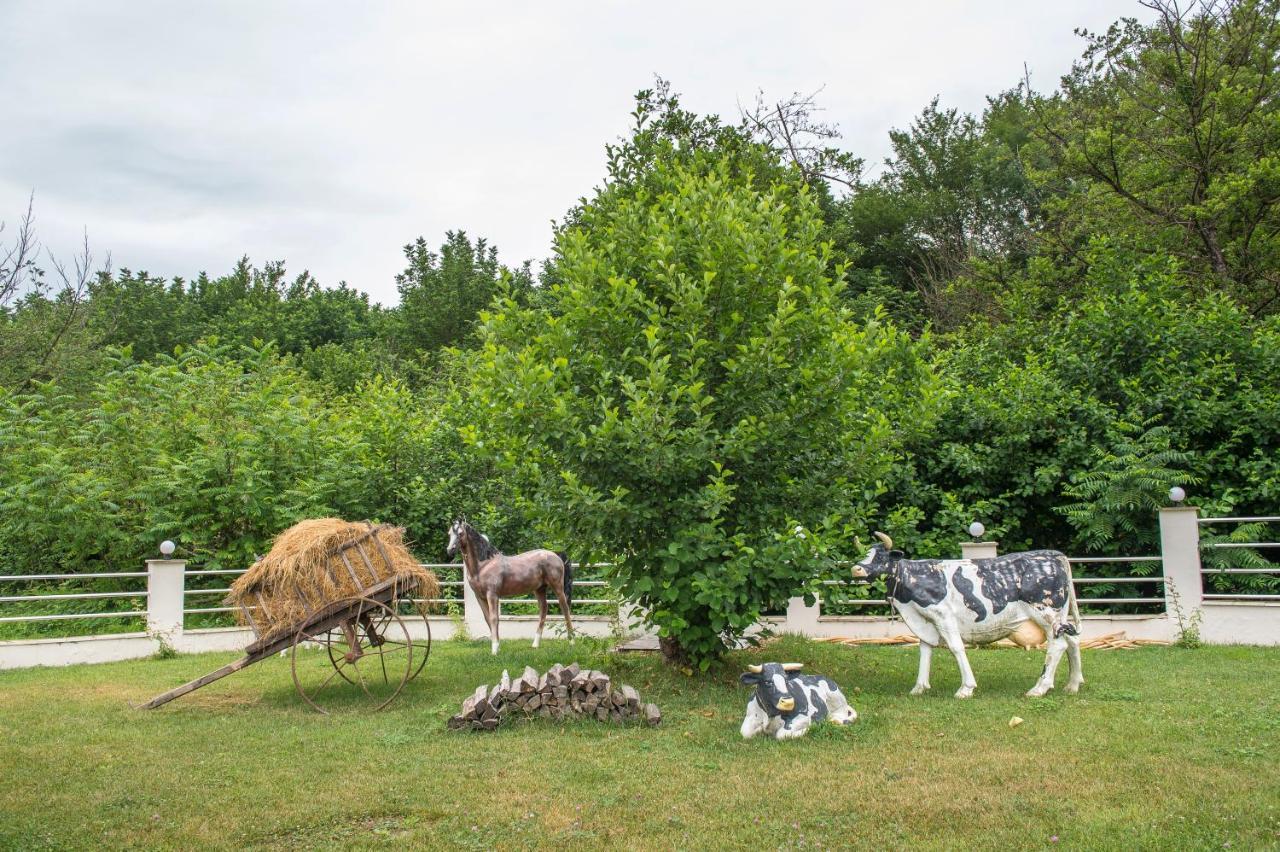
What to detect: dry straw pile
<box><xmin>226</xmin><ymin>518</ymin><xmax>439</xmax><ymax>640</ymax></box>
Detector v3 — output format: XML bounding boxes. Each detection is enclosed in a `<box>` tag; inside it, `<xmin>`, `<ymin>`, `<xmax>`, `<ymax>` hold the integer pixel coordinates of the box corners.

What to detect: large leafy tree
<box><xmin>1033</xmin><ymin>0</ymin><xmax>1280</xmax><ymax>313</ymax></box>
<box><xmin>833</xmin><ymin>94</ymin><xmax>1039</xmax><ymax>330</ymax></box>
<box><xmin>465</xmin><ymin>154</ymin><xmax>939</xmax><ymax>666</ymax></box>
<box><xmin>393</xmin><ymin>231</ymin><xmax>531</xmax><ymax>357</ymax></box>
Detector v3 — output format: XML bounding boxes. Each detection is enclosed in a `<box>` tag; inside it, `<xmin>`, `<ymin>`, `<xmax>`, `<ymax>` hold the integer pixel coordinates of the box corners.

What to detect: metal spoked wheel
<box><xmin>324</xmin><ymin>598</ymin><xmax>431</xmax><ymax>685</ymax></box>
<box><xmin>292</xmin><ymin>596</ymin><xmax>413</xmax><ymax>714</ymax></box>
<box><xmin>401</xmin><ymin>598</ymin><xmax>432</xmax><ymax>681</ymax></box>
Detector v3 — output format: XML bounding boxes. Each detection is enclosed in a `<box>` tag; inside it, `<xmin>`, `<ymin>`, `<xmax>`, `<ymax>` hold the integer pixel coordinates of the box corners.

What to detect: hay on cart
<box><xmin>226</xmin><ymin>518</ymin><xmax>439</xmax><ymax>640</ymax></box>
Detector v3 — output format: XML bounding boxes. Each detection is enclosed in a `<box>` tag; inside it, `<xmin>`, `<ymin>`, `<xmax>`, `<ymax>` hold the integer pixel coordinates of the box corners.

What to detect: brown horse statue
<box><xmin>446</xmin><ymin>518</ymin><xmax>574</xmax><ymax>655</ymax></box>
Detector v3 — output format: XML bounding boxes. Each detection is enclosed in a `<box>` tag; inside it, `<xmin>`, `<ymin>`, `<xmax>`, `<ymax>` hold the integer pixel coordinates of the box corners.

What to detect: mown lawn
<box><xmin>1</xmin><ymin>636</ymin><xmax>1276</xmax><ymax>851</ymax></box>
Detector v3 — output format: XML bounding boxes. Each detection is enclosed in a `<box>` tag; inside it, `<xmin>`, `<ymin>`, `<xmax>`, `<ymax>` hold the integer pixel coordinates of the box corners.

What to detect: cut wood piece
<box><xmin>527</xmin><ymin>694</ymin><xmax>542</xmax><ymax>711</ymax></box>
<box><xmin>564</xmin><ymin>662</ymin><xmax>581</xmax><ymax>678</ymax></box>
<box><xmin>595</xmin><ymin>705</ymin><xmax>609</xmax><ymax>721</ymax></box>
<box><xmin>499</xmin><ymin>669</ymin><xmax>511</xmax><ymax>692</ymax></box>
<box><xmin>553</xmin><ymin>686</ymin><xmax>569</xmax><ymax>701</ymax></box>
<box><xmin>643</xmin><ymin>703</ymin><xmax>662</xmax><ymax>726</ymax></box>
<box><xmin>462</xmin><ymin>684</ymin><xmax>487</xmax><ymax>717</ymax></box>
<box><xmin>621</xmin><ymin>684</ymin><xmax>641</xmax><ymax>708</ymax></box>
<box><xmin>520</xmin><ymin>666</ymin><xmax>539</xmax><ymax>691</ymax></box>
<box><xmin>481</xmin><ymin>718</ymin><xmax>499</xmax><ymax>730</ymax></box>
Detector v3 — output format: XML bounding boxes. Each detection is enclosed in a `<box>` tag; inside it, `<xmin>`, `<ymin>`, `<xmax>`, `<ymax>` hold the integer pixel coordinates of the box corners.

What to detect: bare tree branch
<box><xmin>1</xmin><ymin>192</ymin><xmax>40</xmax><ymax>309</ymax></box>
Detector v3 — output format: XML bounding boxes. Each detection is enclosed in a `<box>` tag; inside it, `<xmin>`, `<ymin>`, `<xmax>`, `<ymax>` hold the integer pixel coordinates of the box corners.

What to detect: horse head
<box><xmin>446</xmin><ymin>516</ymin><xmax>468</xmax><ymax>557</ymax></box>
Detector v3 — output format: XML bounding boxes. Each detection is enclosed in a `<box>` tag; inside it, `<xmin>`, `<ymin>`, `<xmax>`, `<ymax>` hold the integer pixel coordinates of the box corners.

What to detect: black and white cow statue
<box><xmin>853</xmin><ymin>532</ymin><xmax>1084</xmax><ymax>699</ymax></box>
<box><xmin>739</xmin><ymin>662</ymin><xmax>857</xmax><ymax>740</ymax></box>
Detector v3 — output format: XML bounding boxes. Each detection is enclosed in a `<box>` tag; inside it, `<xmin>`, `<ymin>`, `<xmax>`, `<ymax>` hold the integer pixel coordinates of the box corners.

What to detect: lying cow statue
<box><xmin>853</xmin><ymin>532</ymin><xmax>1084</xmax><ymax>699</ymax></box>
<box><xmin>739</xmin><ymin>662</ymin><xmax>857</xmax><ymax>740</ymax></box>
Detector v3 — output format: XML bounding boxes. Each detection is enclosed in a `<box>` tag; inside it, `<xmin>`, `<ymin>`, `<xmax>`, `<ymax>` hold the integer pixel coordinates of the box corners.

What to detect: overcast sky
<box><xmin>0</xmin><ymin>1</ymin><xmax>1149</xmax><ymax>306</ymax></box>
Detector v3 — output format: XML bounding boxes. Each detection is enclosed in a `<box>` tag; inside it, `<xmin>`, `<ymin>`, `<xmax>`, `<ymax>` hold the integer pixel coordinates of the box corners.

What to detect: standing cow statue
<box><xmin>739</xmin><ymin>662</ymin><xmax>857</xmax><ymax>740</ymax></box>
<box><xmin>853</xmin><ymin>532</ymin><xmax>1084</xmax><ymax>698</ymax></box>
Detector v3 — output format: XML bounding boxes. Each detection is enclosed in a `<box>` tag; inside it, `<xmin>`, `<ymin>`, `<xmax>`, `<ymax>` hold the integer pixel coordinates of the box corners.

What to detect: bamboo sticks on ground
<box><xmin>813</xmin><ymin>631</ymin><xmax>1169</xmax><ymax>650</ymax></box>
<box><xmin>447</xmin><ymin>663</ymin><xmax>662</xmax><ymax>731</ymax></box>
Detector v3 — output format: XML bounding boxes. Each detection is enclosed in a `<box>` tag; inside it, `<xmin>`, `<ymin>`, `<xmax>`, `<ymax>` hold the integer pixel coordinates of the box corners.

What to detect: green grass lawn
<box><xmin>1</xmin><ymin>637</ymin><xmax>1277</xmax><ymax>851</ymax></box>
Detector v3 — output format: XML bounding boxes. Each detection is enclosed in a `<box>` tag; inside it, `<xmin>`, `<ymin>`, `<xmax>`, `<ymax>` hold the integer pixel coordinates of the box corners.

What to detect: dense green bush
<box><xmin>887</xmin><ymin>244</ymin><xmax>1280</xmax><ymax>567</ymax></box>
<box><xmin>0</xmin><ymin>340</ymin><xmax>525</xmax><ymax>586</ymax></box>
<box><xmin>465</xmin><ymin>156</ymin><xmax>941</xmax><ymax>666</ymax></box>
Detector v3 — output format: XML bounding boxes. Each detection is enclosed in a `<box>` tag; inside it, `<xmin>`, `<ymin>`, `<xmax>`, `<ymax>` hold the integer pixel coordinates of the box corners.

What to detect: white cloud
<box><xmin>0</xmin><ymin>0</ymin><xmax>1146</xmax><ymax>305</ymax></box>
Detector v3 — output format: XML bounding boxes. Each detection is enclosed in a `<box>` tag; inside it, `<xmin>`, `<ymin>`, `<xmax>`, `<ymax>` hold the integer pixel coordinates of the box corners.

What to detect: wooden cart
<box><xmin>141</xmin><ymin>534</ymin><xmax>433</xmax><ymax>714</ymax></box>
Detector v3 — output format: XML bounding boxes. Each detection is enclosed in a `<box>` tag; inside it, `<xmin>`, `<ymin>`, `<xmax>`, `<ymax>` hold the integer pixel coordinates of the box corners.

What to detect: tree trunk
<box><xmin>658</xmin><ymin>635</ymin><xmax>693</xmax><ymax>667</ymax></box>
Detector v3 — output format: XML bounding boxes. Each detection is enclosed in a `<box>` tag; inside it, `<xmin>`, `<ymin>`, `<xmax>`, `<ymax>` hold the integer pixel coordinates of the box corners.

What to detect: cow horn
<box><xmin>874</xmin><ymin>531</ymin><xmax>893</xmax><ymax>549</ymax></box>
<box><xmin>782</xmin><ymin>663</ymin><xmax>804</xmax><ymax>672</ymax></box>
<box><xmin>747</xmin><ymin>664</ymin><xmax>762</xmax><ymax>674</ymax></box>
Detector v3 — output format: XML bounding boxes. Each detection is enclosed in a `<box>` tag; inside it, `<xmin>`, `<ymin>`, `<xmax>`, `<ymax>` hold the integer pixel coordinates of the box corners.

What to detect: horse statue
<box><xmin>446</xmin><ymin>518</ymin><xmax>574</xmax><ymax>655</ymax></box>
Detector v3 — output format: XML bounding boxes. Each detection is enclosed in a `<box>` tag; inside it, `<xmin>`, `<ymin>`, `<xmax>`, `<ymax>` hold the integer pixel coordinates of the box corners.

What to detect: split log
<box><xmin>462</xmin><ymin>684</ymin><xmax>488</xmax><ymax>717</ymax></box>
<box><xmin>643</xmin><ymin>703</ymin><xmax>662</xmax><ymax>725</ymax></box>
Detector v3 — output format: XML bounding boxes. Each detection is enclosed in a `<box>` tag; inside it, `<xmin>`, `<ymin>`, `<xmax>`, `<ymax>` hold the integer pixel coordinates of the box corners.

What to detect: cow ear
<box><xmin>740</xmin><ymin>673</ymin><xmax>761</xmax><ymax>686</ymax></box>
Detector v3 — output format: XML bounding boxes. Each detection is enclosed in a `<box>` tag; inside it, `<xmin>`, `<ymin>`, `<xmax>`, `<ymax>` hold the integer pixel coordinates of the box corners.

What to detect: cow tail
<box><xmin>557</xmin><ymin>551</ymin><xmax>574</xmax><ymax>609</ymax></box>
<box><xmin>1060</xmin><ymin>553</ymin><xmax>1082</xmax><ymax>632</ymax></box>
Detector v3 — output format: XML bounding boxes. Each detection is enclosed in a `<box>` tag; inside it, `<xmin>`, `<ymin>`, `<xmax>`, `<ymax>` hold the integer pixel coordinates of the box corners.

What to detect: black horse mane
<box><xmin>457</xmin><ymin>519</ymin><xmax>501</xmax><ymax>562</ymax></box>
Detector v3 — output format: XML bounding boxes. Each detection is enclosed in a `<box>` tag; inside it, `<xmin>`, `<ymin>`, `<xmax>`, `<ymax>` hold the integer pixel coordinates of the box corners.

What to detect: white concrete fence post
<box><xmin>460</xmin><ymin>568</ymin><xmax>489</xmax><ymax>640</ymax></box>
<box><xmin>960</xmin><ymin>540</ymin><xmax>999</xmax><ymax>560</ymax></box>
<box><xmin>145</xmin><ymin>557</ymin><xmax>186</xmax><ymax>647</ymax></box>
<box><xmin>785</xmin><ymin>594</ymin><xmax>821</xmax><ymax>634</ymax></box>
<box><xmin>1158</xmin><ymin>506</ymin><xmax>1203</xmax><ymax>616</ymax></box>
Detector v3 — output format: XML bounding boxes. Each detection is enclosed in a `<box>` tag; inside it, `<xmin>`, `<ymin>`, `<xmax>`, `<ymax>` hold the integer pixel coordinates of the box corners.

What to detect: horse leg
<box><xmin>533</xmin><ymin>588</ymin><xmax>548</xmax><ymax>649</ymax></box>
<box><xmin>486</xmin><ymin>589</ymin><xmax>501</xmax><ymax>655</ymax></box>
<box><xmin>553</xmin><ymin>581</ymin><xmax>574</xmax><ymax>644</ymax></box>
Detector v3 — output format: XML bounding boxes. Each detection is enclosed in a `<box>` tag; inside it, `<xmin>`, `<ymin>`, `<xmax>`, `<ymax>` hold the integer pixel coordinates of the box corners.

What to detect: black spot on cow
<box><xmin>887</xmin><ymin>561</ymin><xmax>948</xmax><ymax>607</ymax></box>
<box><xmin>807</xmin><ymin>690</ymin><xmax>828</xmax><ymax>722</ymax></box>
<box><xmin>974</xmin><ymin>551</ymin><xmax>1071</xmax><ymax>615</ymax></box>
<box><xmin>951</xmin><ymin>569</ymin><xmax>988</xmax><ymax>620</ymax></box>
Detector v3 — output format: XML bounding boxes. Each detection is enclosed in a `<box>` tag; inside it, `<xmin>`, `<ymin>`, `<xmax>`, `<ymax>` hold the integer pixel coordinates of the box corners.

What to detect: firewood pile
<box><xmin>447</xmin><ymin>663</ymin><xmax>662</xmax><ymax>731</ymax></box>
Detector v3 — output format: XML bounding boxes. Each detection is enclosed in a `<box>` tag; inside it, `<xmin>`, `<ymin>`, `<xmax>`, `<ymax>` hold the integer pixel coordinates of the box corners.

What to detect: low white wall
<box><xmin>1200</xmin><ymin>602</ymin><xmax>1280</xmax><ymax>645</ymax></box>
<box><xmin>0</xmin><ymin>632</ymin><xmax>159</xmax><ymax>670</ymax></box>
<box><xmin>0</xmin><ymin>615</ymin><xmax>627</xmax><ymax>671</ymax></box>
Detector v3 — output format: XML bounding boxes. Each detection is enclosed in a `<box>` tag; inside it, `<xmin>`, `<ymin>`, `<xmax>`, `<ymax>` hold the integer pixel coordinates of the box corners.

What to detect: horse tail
<box><xmin>556</xmin><ymin>551</ymin><xmax>574</xmax><ymax>609</ymax></box>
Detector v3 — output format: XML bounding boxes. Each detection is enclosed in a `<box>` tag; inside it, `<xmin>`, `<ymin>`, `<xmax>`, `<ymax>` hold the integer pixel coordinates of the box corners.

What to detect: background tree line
<box><xmin>2</xmin><ymin>0</ymin><xmax>1276</xmax><ymax>661</ymax></box>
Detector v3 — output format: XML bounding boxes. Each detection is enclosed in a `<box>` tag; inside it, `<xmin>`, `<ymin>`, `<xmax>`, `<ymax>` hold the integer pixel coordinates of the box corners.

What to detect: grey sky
<box><xmin>1</xmin><ymin>1</ymin><xmax>1147</xmax><ymax>306</ymax></box>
